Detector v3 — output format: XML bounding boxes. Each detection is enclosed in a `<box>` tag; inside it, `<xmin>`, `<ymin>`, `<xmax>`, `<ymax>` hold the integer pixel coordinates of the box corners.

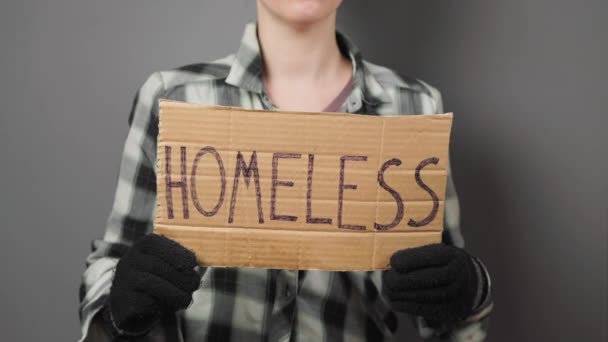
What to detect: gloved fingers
<box><xmin>384</xmin><ymin>245</ymin><xmax>479</xmax><ymax>326</ymax></box>
<box><xmin>117</xmin><ymin>269</ymin><xmax>194</xmax><ymax>312</ymax></box>
<box><xmin>133</xmin><ymin>234</ymin><xmax>198</xmax><ymax>271</ymax></box>
<box><xmin>109</xmin><ymin>287</ymin><xmax>161</xmax><ymax>329</ymax></box>
<box><xmin>384</xmin><ymin>268</ymin><xmax>452</xmax><ymax>292</ymax></box>
<box><xmin>125</xmin><ymin>251</ymin><xmax>201</xmax><ymax>294</ymax></box>
<box><xmin>389</xmin><ymin>299</ymin><xmax>467</xmax><ymax>323</ymax></box>
<box><xmin>384</xmin><ymin>279</ymin><xmax>465</xmax><ymax>304</ymax></box>
<box><xmin>383</xmin><ymin>257</ymin><xmax>466</xmax><ymax>291</ymax></box>
<box><xmin>389</xmin><ymin>244</ymin><xmax>459</xmax><ymax>273</ymax></box>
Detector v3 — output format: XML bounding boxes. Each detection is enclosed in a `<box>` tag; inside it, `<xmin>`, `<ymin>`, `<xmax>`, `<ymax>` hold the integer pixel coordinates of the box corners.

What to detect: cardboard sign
<box><xmin>154</xmin><ymin>100</ymin><xmax>453</xmax><ymax>271</ymax></box>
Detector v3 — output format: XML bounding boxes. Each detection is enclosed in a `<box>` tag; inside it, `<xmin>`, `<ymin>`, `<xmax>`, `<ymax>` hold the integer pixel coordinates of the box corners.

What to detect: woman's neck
<box><xmin>257</xmin><ymin>9</ymin><xmax>349</xmax><ymax>84</ymax></box>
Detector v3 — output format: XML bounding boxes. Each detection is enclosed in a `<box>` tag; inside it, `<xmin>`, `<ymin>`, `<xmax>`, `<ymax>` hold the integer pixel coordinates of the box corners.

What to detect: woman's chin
<box><xmin>260</xmin><ymin>0</ymin><xmax>342</xmax><ymax>26</ymax></box>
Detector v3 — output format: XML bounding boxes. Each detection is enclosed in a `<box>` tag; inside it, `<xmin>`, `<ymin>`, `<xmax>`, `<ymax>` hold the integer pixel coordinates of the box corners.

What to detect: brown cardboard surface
<box><xmin>154</xmin><ymin>100</ymin><xmax>453</xmax><ymax>270</ymax></box>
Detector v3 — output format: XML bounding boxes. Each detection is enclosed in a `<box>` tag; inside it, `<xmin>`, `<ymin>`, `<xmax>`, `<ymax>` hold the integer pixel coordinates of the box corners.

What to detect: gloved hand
<box><xmin>382</xmin><ymin>244</ymin><xmax>480</xmax><ymax>328</ymax></box>
<box><xmin>101</xmin><ymin>234</ymin><xmax>201</xmax><ymax>338</ymax></box>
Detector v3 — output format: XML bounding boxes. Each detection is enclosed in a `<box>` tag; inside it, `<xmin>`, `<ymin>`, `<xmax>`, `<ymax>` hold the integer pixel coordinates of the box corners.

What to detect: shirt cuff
<box><xmin>77</xmin><ymin>295</ymin><xmax>108</xmax><ymax>342</ymax></box>
<box><xmin>468</xmin><ymin>256</ymin><xmax>493</xmax><ymax>321</ymax></box>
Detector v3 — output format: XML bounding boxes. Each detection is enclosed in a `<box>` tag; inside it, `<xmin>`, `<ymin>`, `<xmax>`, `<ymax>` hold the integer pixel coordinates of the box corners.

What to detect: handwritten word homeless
<box><xmin>163</xmin><ymin>146</ymin><xmax>440</xmax><ymax>230</ymax></box>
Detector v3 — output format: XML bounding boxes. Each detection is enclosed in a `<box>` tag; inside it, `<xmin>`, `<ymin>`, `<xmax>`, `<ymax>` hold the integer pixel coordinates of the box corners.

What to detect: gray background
<box><xmin>1</xmin><ymin>0</ymin><xmax>606</xmax><ymax>341</ymax></box>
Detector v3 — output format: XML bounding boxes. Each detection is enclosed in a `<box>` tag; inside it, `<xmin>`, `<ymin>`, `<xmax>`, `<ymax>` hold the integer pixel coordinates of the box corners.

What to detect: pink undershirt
<box><xmin>322</xmin><ymin>76</ymin><xmax>354</xmax><ymax>112</ymax></box>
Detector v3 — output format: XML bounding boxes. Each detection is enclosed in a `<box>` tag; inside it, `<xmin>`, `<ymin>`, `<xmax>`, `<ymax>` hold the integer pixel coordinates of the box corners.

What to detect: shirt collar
<box><xmin>226</xmin><ymin>22</ymin><xmax>392</xmax><ymax>108</ymax></box>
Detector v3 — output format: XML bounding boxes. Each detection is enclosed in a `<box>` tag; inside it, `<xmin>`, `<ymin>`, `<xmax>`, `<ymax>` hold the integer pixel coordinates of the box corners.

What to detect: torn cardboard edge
<box><xmin>156</xmin><ymin>225</ymin><xmax>443</xmax><ymax>271</ymax></box>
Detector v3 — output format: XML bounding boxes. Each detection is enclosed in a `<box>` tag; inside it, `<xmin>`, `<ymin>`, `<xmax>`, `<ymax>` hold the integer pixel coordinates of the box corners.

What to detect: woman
<box><xmin>79</xmin><ymin>1</ymin><xmax>492</xmax><ymax>341</ymax></box>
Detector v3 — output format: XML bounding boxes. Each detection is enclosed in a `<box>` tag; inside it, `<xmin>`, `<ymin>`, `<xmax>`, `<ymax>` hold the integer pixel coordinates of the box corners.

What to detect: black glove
<box><xmin>382</xmin><ymin>244</ymin><xmax>480</xmax><ymax>328</ymax></box>
<box><xmin>101</xmin><ymin>234</ymin><xmax>201</xmax><ymax>338</ymax></box>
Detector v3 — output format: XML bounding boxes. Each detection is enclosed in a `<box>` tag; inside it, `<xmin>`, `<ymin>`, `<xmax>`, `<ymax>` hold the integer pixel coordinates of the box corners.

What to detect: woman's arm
<box><xmin>382</xmin><ymin>83</ymin><xmax>494</xmax><ymax>341</ymax></box>
<box><xmin>78</xmin><ymin>72</ymin><xmax>165</xmax><ymax>341</ymax></box>
<box><xmin>410</xmin><ymin>164</ymin><xmax>493</xmax><ymax>341</ymax></box>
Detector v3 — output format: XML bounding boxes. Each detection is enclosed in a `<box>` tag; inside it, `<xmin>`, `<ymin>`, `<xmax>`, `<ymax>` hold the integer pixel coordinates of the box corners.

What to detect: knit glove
<box><xmin>382</xmin><ymin>244</ymin><xmax>480</xmax><ymax>328</ymax></box>
<box><xmin>101</xmin><ymin>234</ymin><xmax>201</xmax><ymax>338</ymax></box>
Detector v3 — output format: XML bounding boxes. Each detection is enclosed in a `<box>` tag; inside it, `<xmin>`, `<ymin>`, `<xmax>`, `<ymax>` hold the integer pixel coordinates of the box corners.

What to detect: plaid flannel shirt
<box><xmin>79</xmin><ymin>22</ymin><xmax>492</xmax><ymax>342</ymax></box>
